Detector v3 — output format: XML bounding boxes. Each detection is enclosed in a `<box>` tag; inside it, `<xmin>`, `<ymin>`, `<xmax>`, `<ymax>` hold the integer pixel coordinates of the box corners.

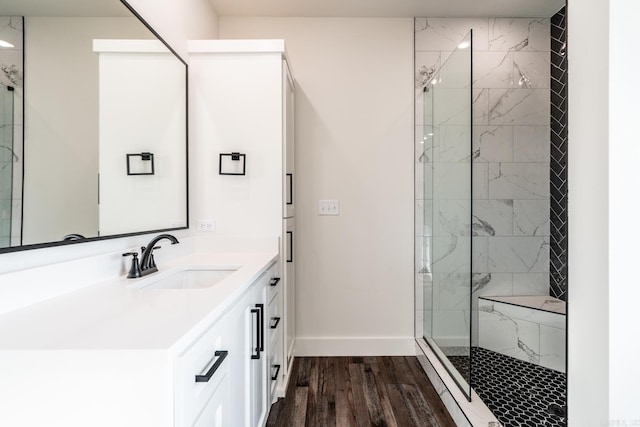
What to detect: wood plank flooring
<box><xmin>266</xmin><ymin>356</ymin><xmax>457</xmax><ymax>427</ymax></box>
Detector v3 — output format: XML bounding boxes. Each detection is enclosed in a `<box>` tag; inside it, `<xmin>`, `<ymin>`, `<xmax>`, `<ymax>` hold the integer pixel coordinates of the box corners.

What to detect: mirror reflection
<box><xmin>0</xmin><ymin>0</ymin><xmax>187</xmax><ymax>251</ymax></box>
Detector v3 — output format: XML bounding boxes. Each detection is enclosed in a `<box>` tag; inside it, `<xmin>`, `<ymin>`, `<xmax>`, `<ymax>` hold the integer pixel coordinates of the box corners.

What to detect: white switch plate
<box><xmin>197</xmin><ymin>219</ymin><xmax>216</xmax><ymax>231</ymax></box>
<box><xmin>319</xmin><ymin>200</ymin><xmax>339</xmax><ymax>216</ymax></box>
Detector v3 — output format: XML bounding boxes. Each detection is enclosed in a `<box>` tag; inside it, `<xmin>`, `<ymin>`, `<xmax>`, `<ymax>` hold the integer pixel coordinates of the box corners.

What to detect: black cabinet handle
<box><xmin>256</xmin><ymin>303</ymin><xmax>264</xmax><ymax>352</ymax></box>
<box><xmin>271</xmin><ymin>364</ymin><xmax>281</xmax><ymax>381</ymax></box>
<box><xmin>195</xmin><ymin>350</ymin><xmax>228</xmax><ymax>383</ymax></box>
<box><xmin>270</xmin><ymin>277</ymin><xmax>281</xmax><ymax>287</ymax></box>
<box><xmin>251</xmin><ymin>308</ymin><xmax>260</xmax><ymax>360</ymax></box>
<box><xmin>270</xmin><ymin>317</ymin><xmax>281</xmax><ymax>329</ymax></box>
<box><xmin>286</xmin><ymin>173</ymin><xmax>293</xmax><ymax>205</ymax></box>
<box><xmin>287</xmin><ymin>231</ymin><xmax>293</xmax><ymax>263</ymax></box>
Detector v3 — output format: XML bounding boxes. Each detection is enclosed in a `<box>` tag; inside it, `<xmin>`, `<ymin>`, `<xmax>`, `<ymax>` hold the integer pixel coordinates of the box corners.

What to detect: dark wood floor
<box><xmin>266</xmin><ymin>356</ymin><xmax>457</xmax><ymax>427</ymax></box>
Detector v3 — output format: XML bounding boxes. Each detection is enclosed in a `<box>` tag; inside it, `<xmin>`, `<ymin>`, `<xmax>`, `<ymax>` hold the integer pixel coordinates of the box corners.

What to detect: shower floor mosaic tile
<box><xmin>449</xmin><ymin>347</ymin><xmax>566</xmax><ymax>427</ymax></box>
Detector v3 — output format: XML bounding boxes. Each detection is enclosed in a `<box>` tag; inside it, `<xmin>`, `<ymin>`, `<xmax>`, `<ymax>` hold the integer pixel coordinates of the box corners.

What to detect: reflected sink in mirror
<box><xmin>127</xmin><ymin>266</ymin><xmax>241</xmax><ymax>290</ymax></box>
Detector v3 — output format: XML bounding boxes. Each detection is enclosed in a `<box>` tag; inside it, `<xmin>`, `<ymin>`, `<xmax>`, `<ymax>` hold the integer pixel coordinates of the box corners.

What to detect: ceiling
<box><xmin>0</xmin><ymin>0</ymin><xmax>128</xmax><ymax>17</ymax></box>
<box><xmin>208</xmin><ymin>0</ymin><xmax>566</xmax><ymax>18</ymax></box>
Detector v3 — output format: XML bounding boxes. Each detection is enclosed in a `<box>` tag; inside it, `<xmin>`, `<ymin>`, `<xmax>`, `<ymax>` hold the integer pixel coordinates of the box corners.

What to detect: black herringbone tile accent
<box><xmin>550</xmin><ymin>7</ymin><xmax>568</xmax><ymax>301</ymax></box>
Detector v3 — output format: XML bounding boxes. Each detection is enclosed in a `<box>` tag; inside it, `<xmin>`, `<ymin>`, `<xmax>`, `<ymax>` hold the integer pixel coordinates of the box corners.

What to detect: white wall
<box><xmin>219</xmin><ymin>18</ymin><xmax>415</xmax><ymax>355</ymax></box>
<box><xmin>567</xmin><ymin>1</ymin><xmax>610</xmax><ymax>426</ymax></box>
<box><xmin>125</xmin><ymin>0</ymin><xmax>219</xmax><ymax>60</ymax></box>
<box><xmin>609</xmin><ymin>1</ymin><xmax>640</xmax><ymax>424</ymax></box>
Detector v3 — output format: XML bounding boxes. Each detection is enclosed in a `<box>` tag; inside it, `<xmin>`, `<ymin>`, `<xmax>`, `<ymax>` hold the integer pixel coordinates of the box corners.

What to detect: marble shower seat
<box><xmin>478</xmin><ymin>295</ymin><xmax>566</xmax><ymax>373</ymax></box>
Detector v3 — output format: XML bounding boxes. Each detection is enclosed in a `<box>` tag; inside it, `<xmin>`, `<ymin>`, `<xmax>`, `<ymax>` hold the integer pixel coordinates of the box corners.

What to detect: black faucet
<box><xmin>123</xmin><ymin>234</ymin><xmax>179</xmax><ymax>278</ymax></box>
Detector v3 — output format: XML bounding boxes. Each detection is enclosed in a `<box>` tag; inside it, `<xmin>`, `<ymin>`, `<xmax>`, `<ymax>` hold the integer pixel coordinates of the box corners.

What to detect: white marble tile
<box><xmin>513</xmin><ymin>52</ymin><xmax>550</xmax><ymax>89</ymax></box>
<box><xmin>481</xmin><ymin>296</ymin><xmax>565</xmax><ymax>328</ymax></box>
<box><xmin>433</xmin><ymin>88</ymin><xmax>472</xmax><ymax>126</ymax></box>
<box><xmin>434</xmin><ymin>273</ymin><xmax>470</xmax><ymax>310</ymax></box>
<box><xmin>488</xmin><ymin>88</ymin><xmax>550</xmax><ymax>126</ymax></box>
<box><xmin>472</xmin><ymin>88</ymin><xmax>489</xmax><ymax>125</ymax></box>
<box><xmin>434</xmin><ymin>199</ymin><xmax>470</xmax><ymax>236</ymax></box>
<box><xmin>415</xmin><ymin>236</ymin><xmax>432</xmax><ymax>274</ymax></box>
<box><xmin>416</xmin><ymin>18</ymin><xmax>488</xmax><ymax>52</ymax></box>
<box><xmin>488</xmin><ymin>18</ymin><xmax>550</xmax><ymax>52</ymax></box>
<box><xmin>415</xmin><ymin>199</ymin><xmax>433</xmax><ymax>237</ymax></box>
<box><xmin>473</xmin><ymin>236</ymin><xmax>489</xmax><ymax>273</ymax></box>
<box><xmin>540</xmin><ymin>324</ymin><xmax>566</xmax><ymax>373</ymax></box>
<box><xmin>438</xmin><ymin>125</ymin><xmax>471</xmax><ymax>162</ymax></box>
<box><xmin>0</xmin><ymin>17</ymin><xmax>23</xmax><ymax>50</ymax></box>
<box><xmin>472</xmin><ymin>272</ymin><xmax>513</xmax><ymax>303</ymax></box>
<box><xmin>415</xmin><ymin>51</ymin><xmax>441</xmax><ymax>93</ymax></box>
<box><xmin>479</xmin><ymin>302</ymin><xmax>541</xmax><ymax>364</ymax></box>
<box><xmin>415</xmin><ymin>126</ymin><xmax>434</xmax><ymax>163</ymax></box>
<box><xmin>488</xmin><ymin>236</ymin><xmax>550</xmax><ymax>273</ymax></box>
<box><xmin>432</xmin><ymin>309</ymin><xmax>469</xmax><ymax>344</ymax></box>
<box><xmin>473</xmin><ymin>199</ymin><xmax>514</xmax><ymax>236</ymax></box>
<box><xmin>415</xmin><ymin>162</ymin><xmax>433</xmax><ymax>200</ymax></box>
<box><xmin>473</xmin><ymin>51</ymin><xmax>513</xmax><ymax>89</ymax></box>
<box><xmin>513</xmin><ymin>199</ymin><xmax>549</xmax><ymax>236</ymax></box>
<box><xmin>473</xmin><ymin>125</ymin><xmax>514</xmax><ymax>162</ymax></box>
<box><xmin>433</xmin><ymin>163</ymin><xmax>470</xmax><ymax>200</ymax></box>
<box><xmin>513</xmin><ymin>125</ymin><xmax>550</xmax><ymax>162</ymax></box>
<box><xmin>431</xmin><ymin>235</ymin><xmax>486</xmax><ymax>274</ymax></box>
<box><xmin>0</xmin><ymin>50</ymin><xmax>23</xmax><ymax>88</ymax></box>
<box><xmin>513</xmin><ymin>273</ymin><xmax>550</xmax><ymax>295</ymax></box>
<box><xmin>472</xmin><ymin>162</ymin><xmax>489</xmax><ymax>200</ymax></box>
<box><xmin>432</xmin><ymin>235</ymin><xmax>469</xmax><ymax>274</ymax></box>
<box><xmin>488</xmin><ymin>162</ymin><xmax>549</xmax><ymax>199</ymax></box>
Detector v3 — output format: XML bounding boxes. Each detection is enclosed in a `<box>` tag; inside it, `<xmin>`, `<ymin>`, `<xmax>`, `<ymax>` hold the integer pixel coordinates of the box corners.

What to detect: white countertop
<box><xmin>0</xmin><ymin>251</ymin><xmax>277</xmax><ymax>353</ymax></box>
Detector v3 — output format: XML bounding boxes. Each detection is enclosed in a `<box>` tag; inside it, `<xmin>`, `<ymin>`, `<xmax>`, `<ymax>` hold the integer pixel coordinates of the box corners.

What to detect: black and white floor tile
<box><xmin>449</xmin><ymin>347</ymin><xmax>566</xmax><ymax>427</ymax></box>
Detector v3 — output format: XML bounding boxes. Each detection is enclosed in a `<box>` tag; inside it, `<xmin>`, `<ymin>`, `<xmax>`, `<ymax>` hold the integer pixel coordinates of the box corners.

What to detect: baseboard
<box><xmin>295</xmin><ymin>337</ymin><xmax>415</xmax><ymax>356</ymax></box>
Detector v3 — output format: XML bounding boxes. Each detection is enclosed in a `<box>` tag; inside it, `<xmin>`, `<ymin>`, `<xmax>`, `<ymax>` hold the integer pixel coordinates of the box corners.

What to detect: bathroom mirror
<box><xmin>0</xmin><ymin>0</ymin><xmax>188</xmax><ymax>253</ymax></box>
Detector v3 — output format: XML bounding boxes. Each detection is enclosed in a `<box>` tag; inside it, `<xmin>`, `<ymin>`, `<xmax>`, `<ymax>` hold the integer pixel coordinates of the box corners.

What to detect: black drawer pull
<box><xmin>195</xmin><ymin>350</ymin><xmax>228</xmax><ymax>383</ymax></box>
<box><xmin>287</xmin><ymin>231</ymin><xmax>293</xmax><ymax>263</ymax></box>
<box><xmin>270</xmin><ymin>317</ymin><xmax>281</xmax><ymax>329</ymax></box>
<box><xmin>251</xmin><ymin>308</ymin><xmax>260</xmax><ymax>360</ymax></box>
<box><xmin>256</xmin><ymin>303</ymin><xmax>265</xmax><ymax>352</ymax></box>
<box><xmin>271</xmin><ymin>364</ymin><xmax>281</xmax><ymax>381</ymax></box>
<box><xmin>286</xmin><ymin>173</ymin><xmax>293</xmax><ymax>205</ymax></box>
<box><xmin>270</xmin><ymin>277</ymin><xmax>281</xmax><ymax>287</ymax></box>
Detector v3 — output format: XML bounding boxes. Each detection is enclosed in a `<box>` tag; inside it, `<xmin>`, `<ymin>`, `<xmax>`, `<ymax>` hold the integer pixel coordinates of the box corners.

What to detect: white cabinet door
<box><xmin>283</xmin><ymin>60</ymin><xmax>295</xmax><ymax>219</ymax></box>
<box><xmin>248</xmin><ymin>272</ymin><xmax>269</xmax><ymax>427</ymax></box>
<box><xmin>191</xmin><ymin>366</ymin><xmax>231</xmax><ymax>427</ymax></box>
<box><xmin>284</xmin><ymin>218</ymin><xmax>296</xmax><ymax>373</ymax></box>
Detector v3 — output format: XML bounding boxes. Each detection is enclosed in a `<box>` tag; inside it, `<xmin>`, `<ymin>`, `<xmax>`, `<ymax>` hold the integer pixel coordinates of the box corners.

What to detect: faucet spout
<box><xmin>139</xmin><ymin>234</ymin><xmax>179</xmax><ymax>275</ymax></box>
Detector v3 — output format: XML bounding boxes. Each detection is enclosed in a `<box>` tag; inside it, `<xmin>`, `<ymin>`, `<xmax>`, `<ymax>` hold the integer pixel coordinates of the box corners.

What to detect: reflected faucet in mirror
<box><xmin>122</xmin><ymin>234</ymin><xmax>179</xmax><ymax>278</ymax></box>
<box><xmin>62</xmin><ymin>234</ymin><xmax>86</xmax><ymax>241</ymax></box>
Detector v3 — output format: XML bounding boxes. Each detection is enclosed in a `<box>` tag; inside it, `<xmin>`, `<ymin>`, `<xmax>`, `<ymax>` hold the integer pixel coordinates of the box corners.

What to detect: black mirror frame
<box><xmin>0</xmin><ymin>0</ymin><xmax>189</xmax><ymax>255</ymax></box>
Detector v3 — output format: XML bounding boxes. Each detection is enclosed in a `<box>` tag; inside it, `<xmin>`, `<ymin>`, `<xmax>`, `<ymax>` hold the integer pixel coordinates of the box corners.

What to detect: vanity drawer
<box><xmin>267</xmin><ymin>264</ymin><xmax>282</xmax><ymax>304</ymax></box>
<box><xmin>268</xmin><ymin>290</ymin><xmax>283</xmax><ymax>348</ymax></box>
<box><xmin>269</xmin><ymin>335</ymin><xmax>283</xmax><ymax>401</ymax></box>
<box><xmin>175</xmin><ymin>316</ymin><xmax>229</xmax><ymax>427</ymax></box>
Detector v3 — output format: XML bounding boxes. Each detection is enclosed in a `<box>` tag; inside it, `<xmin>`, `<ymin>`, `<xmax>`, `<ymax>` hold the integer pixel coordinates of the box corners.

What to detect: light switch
<box><xmin>319</xmin><ymin>200</ymin><xmax>339</xmax><ymax>216</ymax></box>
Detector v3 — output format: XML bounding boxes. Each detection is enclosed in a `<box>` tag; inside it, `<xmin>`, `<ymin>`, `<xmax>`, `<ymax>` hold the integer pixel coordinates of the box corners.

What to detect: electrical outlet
<box><xmin>197</xmin><ymin>219</ymin><xmax>215</xmax><ymax>232</ymax></box>
<box><xmin>319</xmin><ymin>200</ymin><xmax>339</xmax><ymax>216</ymax></box>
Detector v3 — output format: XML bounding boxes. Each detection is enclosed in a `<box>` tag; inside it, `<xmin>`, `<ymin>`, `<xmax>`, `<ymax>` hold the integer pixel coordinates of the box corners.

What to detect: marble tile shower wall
<box><xmin>415</xmin><ymin>18</ymin><xmax>551</xmax><ymax>344</ymax></box>
<box><xmin>0</xmin><ymin>17</ymin><xmax>23</xmax><ymax>248</ymax></box>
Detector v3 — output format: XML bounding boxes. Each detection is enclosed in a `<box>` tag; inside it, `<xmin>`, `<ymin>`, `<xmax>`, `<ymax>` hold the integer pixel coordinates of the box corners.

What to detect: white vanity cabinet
<box><xmin>0</xmin><ymin>254</ymin><xmax>280</xmax><ymax>427</ymax></box>
<box><xmin>181</xmin><ymin>264</ymin><xmax>276</xmax><ymax>427</ymax></box>
<box><xmin>189</xmin><ymin>39</ymin><xmax>297</xmax><ymax>401</ymax></box>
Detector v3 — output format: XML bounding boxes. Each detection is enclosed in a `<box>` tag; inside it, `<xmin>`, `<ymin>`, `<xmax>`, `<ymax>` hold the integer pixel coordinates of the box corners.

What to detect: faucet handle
<box><xmin>148</xmin><ymin>246</ymin><xmax>161</xmax><ymax>269</ymax></box>
<box><xmin>122</xmin><ymin>252</ymin><xmax>142</xmax><ymax>278</ymax></box>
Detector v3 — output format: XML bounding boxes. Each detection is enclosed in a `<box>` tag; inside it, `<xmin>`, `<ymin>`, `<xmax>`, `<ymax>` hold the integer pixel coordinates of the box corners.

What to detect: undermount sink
<box><xmin>127</xmin><ymin>266</ymin><xmax>240</xmax><ymax>290</ymax></box>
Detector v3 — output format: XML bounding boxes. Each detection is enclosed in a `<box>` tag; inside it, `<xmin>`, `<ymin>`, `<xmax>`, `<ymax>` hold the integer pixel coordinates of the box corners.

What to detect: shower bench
<box><xmin>478</xmin><ymin>295</ymin><xmax>566</xmax><ymax>373</ymax></box>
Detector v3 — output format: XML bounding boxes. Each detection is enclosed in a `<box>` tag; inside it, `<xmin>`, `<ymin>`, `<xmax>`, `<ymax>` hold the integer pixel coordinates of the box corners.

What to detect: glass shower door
<box><xmin>423</xmin><ymin>30</ymin><xmax>472</xmax><ymax>399</ymax></box>
<box><xmin>0</xmin><ymin>84</ymin><xmax>15</xmax><ymax>248</ymax></box>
